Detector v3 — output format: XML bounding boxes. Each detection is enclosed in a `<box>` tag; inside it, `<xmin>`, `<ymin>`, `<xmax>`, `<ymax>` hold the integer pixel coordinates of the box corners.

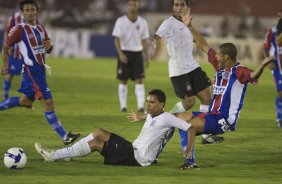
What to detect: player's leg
<box><xmin>194</xmin><ymin>68</ymin><xmax>224</xmax><ymax>144</ymax></box>
<box><xmin>117</xmin><ymin>54</ymin><xmax>129</xmax><ymax>112</ymax></box>
<box><xmin>133</xmin><ymin>51</ymin><xmax>145</xmax><ymax>112</ymax></box>
<box><xmin>35</xmin><ymin>132</ymin><xmax>96</xmax><ymax>162</ymax></box>
<box><xmin>276</xmin><ymin>91</ymin><xmax>282</xmax><ymax>128</ymax></box>
<box><xmin>272</xmin><ymin>69</ymin><xmax>282</xmax><ymax>127</ymax></box>
<box><xmin>41</xmin><ymin>98</ymin><xmax>80</xmax><ymax>145</ymax></box>
<box><xmin>135</xmin><ymin>79</ymin><xmax>145</xmax><ymax>112</ymax></box>
<box><xmin>2</xmin><ymin>56</ymin><xmax>23</xmax><ymax>100</ymax></box>
<box><xmin>3</xmin><ymin>74</ymin><xmax>13</xmax><ymax>100</ymax></box>
<box><xmin>178</xmin><ymin>116</ymin><xmax>206</xmax><ymax>170</ymax></box>
<box><xmin>169</xmin><ymin>74</ymin><xmax>196</xmax><ymax>152</ymax></box>
<box><xmin>118</xmin><ymin>80</ymin><xmax>128</xmax><ymax>112</ymax></box>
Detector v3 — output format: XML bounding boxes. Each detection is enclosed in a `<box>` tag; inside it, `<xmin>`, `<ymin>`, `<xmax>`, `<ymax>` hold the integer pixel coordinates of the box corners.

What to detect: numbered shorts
<box><xmin>101</xmin><ymin>133</ymin><xmax>141</xmax><ymax>166</ymax></box>
<box><xmin>8</xmin><ymin>56</ymin><xmax>24</xmax><ymax>75</ymax></box>
<box><xmin>193</xmin><ymin>112</ymin><xmax>231</xmax><ymax>135</ymax></box>
<box><xmin>170</xmin><ymin>67</ymin><xmax>212</xmax><ymax>99</ymax></box>
<box><xmin>117</xmin><ymin>51</ymin><xmax>145</xmax><ymax>81</ymax></box>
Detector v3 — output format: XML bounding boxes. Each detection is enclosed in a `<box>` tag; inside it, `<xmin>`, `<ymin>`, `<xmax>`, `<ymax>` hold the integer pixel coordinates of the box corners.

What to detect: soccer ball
<box><xmin>4</xmin><ymin>147</ymin><xmax>27</xmax><ymax>169</ymax></box>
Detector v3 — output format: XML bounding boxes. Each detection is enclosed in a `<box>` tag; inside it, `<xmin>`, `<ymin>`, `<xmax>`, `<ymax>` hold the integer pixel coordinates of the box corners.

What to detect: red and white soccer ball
<box><xmin>4</xmin><ymin>147</ymin><xmax>27</xmax><ymax>169</ymax></box>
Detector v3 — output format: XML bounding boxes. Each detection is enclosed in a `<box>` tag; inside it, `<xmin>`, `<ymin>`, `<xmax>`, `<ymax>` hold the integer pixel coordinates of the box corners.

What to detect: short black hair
<box><xmin>19</xmin><ymin>0</ymin><xmax>39</xmax><ymax>11</ymax></box>
<box><xmin>172</xmin><ymin>0</ymin><xmax>191</xmax><ymax>6</ymax></box>
<box><xmin>277</xmin><ymin>18</ymin><xmax>282</xmax><ymax>35</ymax></box>
<box><xmin>148</xmin><ymin>89</ymin><xmax>166</xmax><ymax>105</ymax></box>
<box><xmin>219</xmin><ymin>43</ymin><xmax>237</xmax><ymax>61</ymax></box>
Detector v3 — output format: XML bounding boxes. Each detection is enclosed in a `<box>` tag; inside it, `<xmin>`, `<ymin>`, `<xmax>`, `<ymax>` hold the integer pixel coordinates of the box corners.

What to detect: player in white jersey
<box><xmin>263</xmin><ymin>10</ymin><xmax>282</xmax><ymax>128</ymax></box>
<box><xmin>152</xmin><ymin>0</ymin><xmax>222</xmax><ymax>151</ymax></box>
<box><xmin>173</xmin><ymin>10</ymin><xmax>275</xmax><ymax>169</ymax></box>
<box><xmin>35</xmin><ymin>89</ymin><xmax>196</xmax><ymax>168</ymax></box>
<box><xmin>112</xmin><ymin>0</ymin><xmax>150</xmax><ymax>113</ymax></box>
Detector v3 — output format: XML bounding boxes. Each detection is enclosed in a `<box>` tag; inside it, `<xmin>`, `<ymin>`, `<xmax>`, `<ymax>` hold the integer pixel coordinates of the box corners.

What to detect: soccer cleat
<box><xmin>138</xmin><ymin>108</ymin><xmax>144</xmax><ymax>113</ymax></box>
<box><xmin>34</xmin><ymin>142</ymin><xmax>54</xmax><ymax>162</ymax></box>
<box><xmin>63</xmin><ymin>132</ymin><xmax>80</xmax><ymax>145</ymax></box>
<box><xmin>179</xmin><ymin>162</ymin><xmax>200</xmax><ymax>170</ymax></box>
<box><xmin>202</xmin><ymin>134</ymin><xmax>224</xmax><ymax>145</ymax></box>
<box><xmin>121</xmin><ymin>108</ymin><xmax>127</xmax><ymax>112</ymax></box>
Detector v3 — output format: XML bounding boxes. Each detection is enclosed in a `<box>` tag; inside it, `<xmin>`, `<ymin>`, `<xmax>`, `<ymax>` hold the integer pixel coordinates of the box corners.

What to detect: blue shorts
<box><xmin>18</xmin><ymin>65</ymin><xmax>52</xmax><ymax>101</ymax></box>
<box><xmin>192</xmin><ymin>112</ymin><xmax>231</xmax><ymax>135</ymax></box>
<box><xmin>8</xmin><ymin>56</ymin><xmax>24</xmax><ymax>75</ymax></box>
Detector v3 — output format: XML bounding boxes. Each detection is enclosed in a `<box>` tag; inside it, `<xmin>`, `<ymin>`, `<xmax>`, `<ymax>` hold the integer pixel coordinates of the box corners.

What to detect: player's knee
<box><xmin>93</xmin><ymin>128</ymin><xmax>106</xmax><ymax>139</ymax></box>
<box><xmin>183</xmin><ymin>97</ymin><xmax>195</xmax><ymax>110</ymax></box>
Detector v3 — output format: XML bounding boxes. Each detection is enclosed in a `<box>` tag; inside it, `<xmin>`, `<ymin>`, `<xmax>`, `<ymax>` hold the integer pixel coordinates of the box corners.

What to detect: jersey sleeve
<box><xmin>155</xmin><ymin>19</ymin><xmax>172</xmax><ymax>38</ymax></box>
<box><xmin>263</xmin><ymin>29</ymin><xmax>272</xmax><ymax>51</ymax></box>
<box><xmin>165</xmin><ymin>113</ymin><xmax>191</xmax><ymax>131</ymax></box>
<box><xmin>112</xmin><ymin>18</ymin><xmax>121</xmax><ymax>37</ymax></box>
<box><xmin>6</xmin><ymin>25</ymin><xmax>22</xmax><ymax>47</ymax></box>
<box><xmin>208</xmin><ymin>48</ymin><xmax>219</xmax><ymax>71</ymax></box>
<box><xmin>5</xmin><ymin>15</ymin><xmax>15</xmax><ymax>33</ymax></box>
<box><xmin>141</xmin><ymin>19</ymin><xmax>150</xmax><ymax>39</ymax></box>
<box><xmin>236</xmin><ymin>66</ymin><xmax>257</xmax><ymax>84</ymax></box>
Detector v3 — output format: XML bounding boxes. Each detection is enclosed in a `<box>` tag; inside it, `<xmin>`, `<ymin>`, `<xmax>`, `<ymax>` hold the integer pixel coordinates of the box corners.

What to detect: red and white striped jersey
<box><xmin>207</xmin><ymin>49</ymin><xmax>257</xmax><ymax>130</ymax></box>
<box><xmin>6</xmin><ymin>23</ymin><xmax>50</xmax><ymax>66</ymax></box>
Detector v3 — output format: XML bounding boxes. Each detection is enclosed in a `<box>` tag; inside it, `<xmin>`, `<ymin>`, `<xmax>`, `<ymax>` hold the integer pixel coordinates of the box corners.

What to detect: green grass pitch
<box><xmin>0</xmin><ymin>57</ymin><xmax>281</xmax><ymax>184</ymax></box>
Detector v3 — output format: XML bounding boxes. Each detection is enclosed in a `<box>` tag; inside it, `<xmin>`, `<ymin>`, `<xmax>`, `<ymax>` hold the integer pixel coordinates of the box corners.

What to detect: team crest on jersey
<box><xmin>136</xmin><ymin>25</ymin><xmax>140</xmax><ymax>30</ymax></box>
<box><xmin>222</xmin><ymin>71</ymin><xmax>230</xmax><ymax>80</ymax></box>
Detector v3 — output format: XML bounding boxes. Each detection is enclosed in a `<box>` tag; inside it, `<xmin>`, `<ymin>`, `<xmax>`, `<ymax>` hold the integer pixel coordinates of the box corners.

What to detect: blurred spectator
<box><xmin>251</xmin><ymin>16</ymin><xmax>264</xmax><ymax>39</ymax></box>
<box><xmin>235</xmin><ymin>17</ymin><xmax>249</xmax><ymax>38</ymax></box>
<box><xmin>220</xmin><ymin>15</ymin><xmax>230</xmax><ymax>37</ymax></box>
<box><xmin>199</xmin><ymin>23</ymin><xmax>214</xmax><ymax>37</ymax></box>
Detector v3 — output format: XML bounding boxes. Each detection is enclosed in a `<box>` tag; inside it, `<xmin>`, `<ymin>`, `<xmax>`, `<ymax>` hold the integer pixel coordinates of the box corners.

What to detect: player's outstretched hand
<box><xmin>262</xmin><ymin>56</ymin><xmax>276</xmax><ymax>67</ymax></box>
<box><xmin>127</xmin><ymin>112</ymin><xmax>147</xmax><ymax>122</ymax></box>
<box><xmin>181</xmin><ymin>7</ymin><xmax>193</xmax><ymax>27</ymax></box>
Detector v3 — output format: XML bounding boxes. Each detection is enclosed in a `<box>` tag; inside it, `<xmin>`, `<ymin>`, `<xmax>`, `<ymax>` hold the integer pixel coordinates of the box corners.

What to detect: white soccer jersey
<box><xmin>155</xmin><ymin>16</ymin><xmax>200</xmax><ymax>77</ymax></box>
<box><xmin>132</xmin><ymin>112</ymin><xmax>191</xmax><ymax>166</ymax></box>
<box><xmin>112</xmin><ymin>15</ymin><xmax>149</xmax><ymax>52</ymax></box>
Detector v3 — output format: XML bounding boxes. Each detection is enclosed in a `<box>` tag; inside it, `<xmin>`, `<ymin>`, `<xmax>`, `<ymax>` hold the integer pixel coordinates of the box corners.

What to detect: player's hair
<box><xmin>277</xmin><ymin>18</ymin><xmax>282</xmax><ymax>35</ymax></box>
<box><xmin>19</xmin><ymin>0</ymin><xmax>39</xmax><ymax>11</ymax></box>
<box><xmin>148</xmin><ymin>89</ymin><xmax>166</xmax><ymax>105</ymax></box>
<box><xmin>171</xmin><ymin>0</ymin><xmax>191</xmax><ymax>6</ymax></box>
<box><xmin>219</xmin><ymin>43</ymin><xmax>237</xmax><ymax>61</ymax></box>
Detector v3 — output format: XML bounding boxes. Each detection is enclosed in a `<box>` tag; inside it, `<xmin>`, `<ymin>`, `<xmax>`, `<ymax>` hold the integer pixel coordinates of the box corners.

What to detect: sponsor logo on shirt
<box><xmin>213</xmin><ymin>85</ymin><xmax>226</xmax><ymax>95</ymax></box>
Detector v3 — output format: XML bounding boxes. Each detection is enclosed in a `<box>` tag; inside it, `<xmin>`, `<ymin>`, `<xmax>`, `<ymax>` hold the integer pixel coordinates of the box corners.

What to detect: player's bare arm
<box><xmin>1</xmin><ymin>45</ymin><xmax>10</xmax><ymax>75</ymax></box>
<box><xmin>184</xmin><ymin>126</ymin><xmax>196</xmax><ymax>159</ymax></box>
<box><xmin>127</xmin><ymin>112</ymin><xmax>147</xmax><ymax>122</ymax></box>
<box><xmin>43</xmin><ymin>39</ymin><xmax>53</xmax><ymax>54</ymax></box>
<box><xmin>114</xmin><ymin>37</ymin><xmax>127</xmax><ymax>63</ymax></box>
<box><xmin>151</xmin><ymin>34</ymin><xmax>162</xmax><ymax>60</ymax></box>
<box><xmin>182</xmin><ymin>9</ymin><xmax>209</xmax><ymax>54</ymax></box>
<box><xmin>142</xmin><ymin>39</ymin><xmax>149</xmax><ymax>68</ymax></box>
<box><xmin>250</xmin><ymin>56</ymin><xmax>276</xmax><ymax>79</ymax></box>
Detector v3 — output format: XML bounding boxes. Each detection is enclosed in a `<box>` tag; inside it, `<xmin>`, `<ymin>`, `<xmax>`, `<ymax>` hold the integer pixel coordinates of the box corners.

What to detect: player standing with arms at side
<box><xmin>263</xmin><ymin>10</ymin><xmax>282</xmax><ymax>128</ymax></box>
<box><xmin>0</xmin><ymin>0</ymin><xmax>80</xmax><ymax>145</ymax></box>
<box><xmin>2</xmin><ymin>11</ymin><xmax>25</xmax><ymax>100</ymax></box>
<box><xmin>152</xmin><ymin>0</ymin><xmax>223</xmax><ymax>163</ymax></box>
<box><xmin>112</xmin><ymin>0</ymin><xmax>150</xmax><ymax>113</ymax></box>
